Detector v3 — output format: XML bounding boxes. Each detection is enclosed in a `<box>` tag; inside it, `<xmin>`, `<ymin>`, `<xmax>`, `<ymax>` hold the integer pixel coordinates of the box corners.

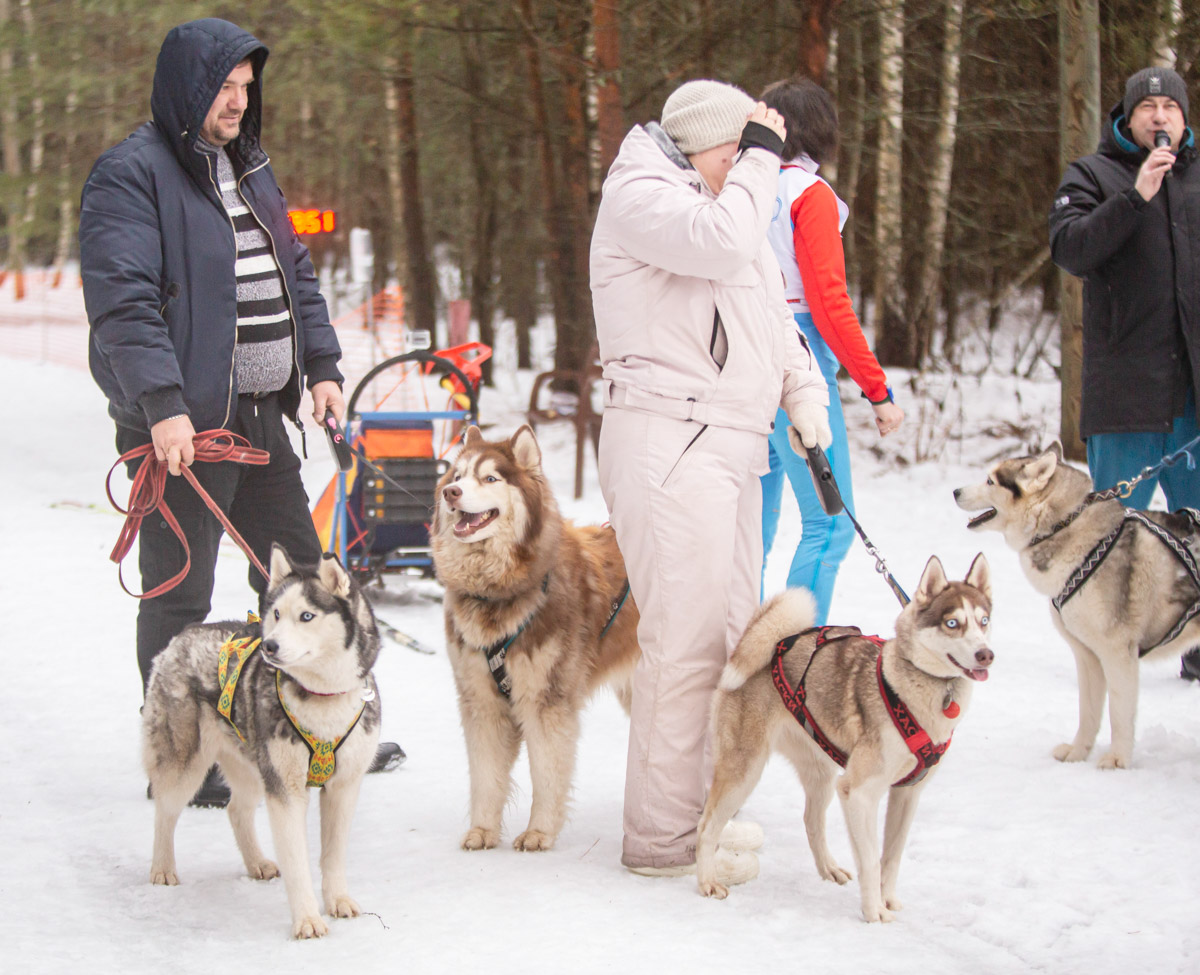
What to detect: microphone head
<box><xmin>1155</xmin><ymin>130</ymin><xmax>1170</xmax><ymax>148</ymax></box>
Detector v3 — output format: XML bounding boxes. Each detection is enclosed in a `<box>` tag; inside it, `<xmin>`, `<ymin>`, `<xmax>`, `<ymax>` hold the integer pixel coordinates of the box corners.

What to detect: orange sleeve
<box><xmin>791</xmin><ymin>182</ymin><xmax>890</xmax><ymax>403</ymax></box>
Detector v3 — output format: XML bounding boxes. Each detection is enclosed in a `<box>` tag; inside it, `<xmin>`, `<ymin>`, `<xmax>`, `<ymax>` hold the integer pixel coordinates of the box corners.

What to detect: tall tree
<box><xmin>908</xmin><ymin>0</ymin><xmax>964</xmax><ymax>365</ymax></box>
<box><xmin>796</xmin><ymin>0</ymin><xmax>843</xmax><ymax>82</ymax></box>
<box><xmin>872</xmin><ymin>0</ymin><xmax>909</xmax><ymax>366</ymax></box>
<box><xmin>593</xmin><ymin>0</ymin><xmax>623</xmax><ymax>177</ymax></box>
<box><xmin>1058</xmin><ymin>0</ymin><xmax>1100</xmax><ymax>461</ymax></box>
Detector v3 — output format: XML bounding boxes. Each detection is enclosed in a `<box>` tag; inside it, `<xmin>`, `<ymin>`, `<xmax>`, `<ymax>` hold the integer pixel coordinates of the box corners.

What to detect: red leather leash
<box><xmin>106</xmin><ymin>429</ymin><xmax>271</xmax><ymax>598</ymax></box>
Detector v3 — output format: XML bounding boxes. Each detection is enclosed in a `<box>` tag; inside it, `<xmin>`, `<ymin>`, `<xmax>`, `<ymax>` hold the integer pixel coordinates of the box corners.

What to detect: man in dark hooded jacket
<box><xmin>81</xmin><ymin>19</ymin><xmax>402</xmax><ymax>802</ymax></box>
<box><xmin>1049</xmin><ymin>65</ymin><xmax>1200</xmax><ymax>681</ymax></box>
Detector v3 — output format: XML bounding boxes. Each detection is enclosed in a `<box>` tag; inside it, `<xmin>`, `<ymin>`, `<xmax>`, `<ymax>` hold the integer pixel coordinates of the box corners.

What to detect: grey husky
<box><xmin>696</xmin><ymin>555</ymin><xmax>993</xmax><ymax>922</ymax></box>
<box><xmin>142</xmin><ymin>545</ymin><xmax>382</xmax><ymax>939</ymax></box>
<box><xmin>954</xmin><ymin>444</ymin><xmax>1200</xmax><ymax>769</ymax></box>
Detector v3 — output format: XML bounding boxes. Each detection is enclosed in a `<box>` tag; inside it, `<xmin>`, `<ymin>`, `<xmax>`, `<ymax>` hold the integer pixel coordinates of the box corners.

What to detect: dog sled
<box><xmin>311</xmin><ymin>341</ymin><xmax>491</xmax><ymax>582</ymax></box>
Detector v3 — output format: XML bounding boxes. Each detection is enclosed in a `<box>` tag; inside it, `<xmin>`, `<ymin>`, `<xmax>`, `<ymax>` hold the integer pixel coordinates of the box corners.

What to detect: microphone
<box><xmin>1155</xmin><ymin>130</ymin><xmax>1173</xmax><ymax>178</ymax></box>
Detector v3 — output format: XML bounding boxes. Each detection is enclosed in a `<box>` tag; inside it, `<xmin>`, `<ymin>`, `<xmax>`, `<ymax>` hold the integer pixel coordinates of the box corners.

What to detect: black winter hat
<box><xmin>1123</xmin><ymin>66</ymin><xmax>1189</xmax><ymax>121</ymax></box>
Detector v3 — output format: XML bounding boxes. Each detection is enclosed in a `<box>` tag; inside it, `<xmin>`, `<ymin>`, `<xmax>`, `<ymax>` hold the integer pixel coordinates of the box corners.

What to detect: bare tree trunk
<box><xmin>872</xmin><ymin>0</ymin><xmax>910</xmax><ymax>366</ymax></box>
<box><xmin>1058</xmin><ymin>0</ymin><xmax>1100</xmax><ymax>462</ymax></box>
<box><xmin>53</xmin><ymin>51</ymin><xmax>80</xmax><ymax>287</ymax></box>
<box><xmin>392</xmin><ymin>35</ymin><xmax>438</xmax><ymax>340</ymax></box>
<box><xmin>909</xmin><ymin>0</ymin><xmax>964</xmax><ymax>365</ymax></box>
<box><xmin>837</xmin><ymin>5</ymin><xmax>866</xmax><ymax>302</ymax></box>
<box><xmin>459</xmin><ymin>11</ymin><xmax>499</xmax><ymax>384</ymax></box>
<box><xmin>1154</xmin><ymin>0</ymin><xmax>1182</xmax><ymax>66</ymax></box>
<box><xmin>593</xmin><ymin>0</ymin><xmax>623</xmax><ymax>179</ymax></box>
<box><xmin>796</xmin><ymin>0</ymin><xmax>843</xmax><ymax>82</ymax></box>
<box><xmin>1</xmin><ymin>0</ymin><xmax>21</xmax><ymax>292</ymax></box>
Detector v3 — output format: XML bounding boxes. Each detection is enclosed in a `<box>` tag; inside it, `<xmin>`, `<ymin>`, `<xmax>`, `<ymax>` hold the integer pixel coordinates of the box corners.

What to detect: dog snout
<box><xmin>443</xmin><ymin>484</ymin><xmax>462</xmax><ymax>506</ymax></box>
<box><xmin>974</xmin><ymin>647</ymin><xmax>994</xmax><ymax>667</ymax></box>
<box><xmin>953</xmin><ymin>487</ymin><xmax>962</xmax><ymax>500</ymax></box>
<box><xmin>260</xmin><ymin>639</ymin><xmax>279</xmax><ymax>659</ymax></box>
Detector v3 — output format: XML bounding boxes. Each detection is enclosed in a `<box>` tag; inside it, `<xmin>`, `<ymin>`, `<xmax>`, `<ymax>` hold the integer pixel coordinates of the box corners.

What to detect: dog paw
<box><xmin>326</xmin><ymin>894</ymin><xmax>361</xmax><ymax>919</ymax></box>
<box><xmin>461</xmin><ymin>827</ymin><xmax>499</xmax><ymax>850</ymax></box>
<box><xmin>698</xmin><ymin>879</ymin><xmax>729</xmax><ymax>899</ymax></box>
<box><xmin>884</xmin><ymin>894</ymin><xmax>904</xmax><ymax>911</ymax></box>
<box><xmin>513</xmin><ymin>829</ymin><xmax>554</xmax><ymax>852</ymax></box>
<box><xmin>150</xmin><ymin>867</ymin><xmax>179</xmax><ymax>886</ymax></box>
<box><xmin>249</xmin><ymin>860</ymin><xmax>279</xmax><ymax>881</ymax></box>
<box><xmin>1051</xmin><ymin>742</ymin><xmax>1090</xmax><ymax>763</ymax></box>
<box><xmin>819</xmin><ymin>863</ymin><xmax>852</xmax><ymax>886</ymax></box>
<box><xmin>292</xmin><ymin>915</ymin><xmax>329</xmax><ymax>940</ymax></box>
<box><xmin>1097</xmin><ymin>751</ymin><xmax>1129</xmax><ymax>770</ymax></box>
<box><xmin>862</xmin><ymin>903</ymin><xmax>894</xmax><ymax>923</ymax></box>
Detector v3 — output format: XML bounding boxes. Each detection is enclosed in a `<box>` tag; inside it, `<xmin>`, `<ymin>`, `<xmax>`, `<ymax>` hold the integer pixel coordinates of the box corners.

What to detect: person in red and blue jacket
<box><xmin>759</xmin><ymin>78</ymin><xmax>905</xmax><ymax>623</ymax></box>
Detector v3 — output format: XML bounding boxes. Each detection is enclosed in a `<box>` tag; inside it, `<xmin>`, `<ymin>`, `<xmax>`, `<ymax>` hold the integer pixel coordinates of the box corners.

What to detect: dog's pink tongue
<box><xmin>971</xmin><ymin>668</ymin><xmax>990</xmax><ymax>681</ymax></box>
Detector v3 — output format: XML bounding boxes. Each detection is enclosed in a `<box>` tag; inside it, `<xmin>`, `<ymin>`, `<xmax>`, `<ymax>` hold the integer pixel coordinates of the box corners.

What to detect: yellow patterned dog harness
<box><xmin>215</xmin><ymin>615</ymin><xmax>366</xmax><ymax>787</ymax></box>
<box><xmin>276</xmin><ymin>671</ymin><xmax>366</xmax><ymax>788</ymax></box>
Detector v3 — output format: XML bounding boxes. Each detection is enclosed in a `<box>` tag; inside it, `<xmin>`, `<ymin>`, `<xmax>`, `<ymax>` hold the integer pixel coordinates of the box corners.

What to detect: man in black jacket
<box><xmin>81</xmin><ymin>19</ymin><xmax>403</xmax><ymax>801</ymax></box>
<box><xmin>1049</xmin><ymin>65</ymin><xmax>1200</xmax><ymax>681</ymax></box>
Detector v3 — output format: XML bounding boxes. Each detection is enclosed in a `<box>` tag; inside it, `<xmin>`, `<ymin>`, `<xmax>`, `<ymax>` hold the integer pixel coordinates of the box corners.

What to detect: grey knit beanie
<box><xmin>1124</xmin><ymin>66</ymin><xmax>1189</xmax><ymax>121</ymax></box>
<box><xmin>660</xmin><ymin>80</ymin><xmax>755</xmax><ymax>155</ymax></box>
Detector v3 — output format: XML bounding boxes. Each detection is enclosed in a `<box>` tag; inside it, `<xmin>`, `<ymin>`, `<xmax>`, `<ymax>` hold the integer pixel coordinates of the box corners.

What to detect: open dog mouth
<box><xmin>950</xmin><ymin>655</ymin><xmax>990</xmax><ymax>681</ymax></box>
<box><xmin>966</xmin><ymin>508</ymin><xmax>997</xmax><ymax>530</ymax></box>
<box><xmin>453</xmin><ymin>509</ymin><xmax>499</xmax><ymax>537</ymax></box>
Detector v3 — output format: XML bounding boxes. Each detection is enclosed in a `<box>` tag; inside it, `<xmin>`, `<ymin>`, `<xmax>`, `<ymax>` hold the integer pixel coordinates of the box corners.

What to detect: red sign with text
<box><xmin>288</xmin><ymin>209</ymin><xmax>336</xmax><ymax>235</ymax></box>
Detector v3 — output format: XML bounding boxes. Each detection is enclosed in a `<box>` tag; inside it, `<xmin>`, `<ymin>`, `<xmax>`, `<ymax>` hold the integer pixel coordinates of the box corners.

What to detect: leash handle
<box><xmin>107</xmin><ymin>429</ymin><xmax>271</xmax><ymax>598</ymax></box>
<box><xmin>322</xmin><ymin>408</ymin><xmax>355</xmax><ymax>472</ymax></box>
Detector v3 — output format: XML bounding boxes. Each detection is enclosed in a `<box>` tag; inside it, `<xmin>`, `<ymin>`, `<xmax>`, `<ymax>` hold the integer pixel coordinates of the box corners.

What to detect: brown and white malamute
<box><xmin>431</xmin><ymin>425</ymin><xmax>639</xmax><ymax>852</ymax></box>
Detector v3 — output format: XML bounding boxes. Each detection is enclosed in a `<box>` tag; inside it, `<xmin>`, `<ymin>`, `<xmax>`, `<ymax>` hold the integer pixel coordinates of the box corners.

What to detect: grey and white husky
<box><xmin>954</xmin><ymin>444</ymin><xmax>1200</xmax><ymax>769</ymax></box>
<box><xmin>142</xmin><ymin>545</ymin><xmax>382</xmax><ymax>939</ymax></box>
<box><xmin>696</xmin><ymin>555</ymin><xmax>993</xmax><ymax>922</ymax></box>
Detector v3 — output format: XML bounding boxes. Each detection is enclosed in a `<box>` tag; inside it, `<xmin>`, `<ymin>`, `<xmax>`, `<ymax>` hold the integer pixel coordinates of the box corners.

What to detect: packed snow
<box><xmin>1</xmin><ymin>276</ymin><xmax>1196</xmax><ymax>973</ymax></box>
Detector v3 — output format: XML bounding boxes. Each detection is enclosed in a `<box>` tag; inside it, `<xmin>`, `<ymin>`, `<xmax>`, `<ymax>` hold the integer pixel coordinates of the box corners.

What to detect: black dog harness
<box><xmin>482</xmin><ymin>577</ymin><xmax>631</xmax><ymax>698</ymax></box>
<box><xmin>771</xmin><ymin>627</ymin><xmax>952</xmax><ymax>787</ymax></box>
<box><xmin>1050</xmin><ymin>507</ymin><xmax>1200</xmax><ymax>657</ymax></box>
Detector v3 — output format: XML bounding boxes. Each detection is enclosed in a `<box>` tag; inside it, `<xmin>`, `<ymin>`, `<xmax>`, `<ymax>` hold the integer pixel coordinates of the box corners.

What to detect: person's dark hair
<box><xmin>760</xmin><ymin>78</ymin><xmax>839</xmax><ymax>164</ymax></box>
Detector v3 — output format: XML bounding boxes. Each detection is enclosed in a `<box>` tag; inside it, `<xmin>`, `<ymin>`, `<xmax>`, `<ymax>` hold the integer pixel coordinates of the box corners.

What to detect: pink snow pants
<box><xmin>598</xmin><ymin>404</ymin><xmax>767</xmax><ymax>868</ymax></box>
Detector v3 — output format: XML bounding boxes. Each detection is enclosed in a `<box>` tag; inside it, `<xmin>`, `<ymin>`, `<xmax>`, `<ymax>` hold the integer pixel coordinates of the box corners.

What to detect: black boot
<box><xmin>1182</xmin><ymin>647</ymin><xmax>1200</xmax><ymax>682</ymax></box>
<box><xmin>188</xmin><ymin>765</ymin><xmax>231</xmax><ymax>808</ymax></box>
<box><xmin>368</xmin><ymin>741</ymin><xmax>406</xmax><ymax>773</ymax></box>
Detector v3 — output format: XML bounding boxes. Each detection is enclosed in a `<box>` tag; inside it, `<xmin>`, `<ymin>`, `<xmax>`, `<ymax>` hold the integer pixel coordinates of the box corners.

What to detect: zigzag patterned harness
<box><xmin>216</xmin><ymin>625</ymin><xmax>367</xmax><ymax>788</ymax></box>
<box><xmin>771</xmin><ymin>626</ymin><xmax>952</xmax><ymax>787</ymax></box>
<box><xmin>1048</xmin><ymin>506</ymin><xmax>1200</xmax><ymax>657</ymax></box>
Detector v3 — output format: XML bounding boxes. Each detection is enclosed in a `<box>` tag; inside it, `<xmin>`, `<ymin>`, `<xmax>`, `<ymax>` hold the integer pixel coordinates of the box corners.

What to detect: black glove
<box><xmin>738</xmin><ymin>120</ymin><xmax>784</xmax><ymax>157</ymax></box>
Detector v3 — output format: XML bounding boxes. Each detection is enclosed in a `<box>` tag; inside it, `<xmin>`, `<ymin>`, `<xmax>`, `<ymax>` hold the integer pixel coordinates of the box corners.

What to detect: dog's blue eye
<box><xmin>986</xmin><ymin>477</ymin><xmax>994</xmax><ymax>486</ymax></box>
<box><xmin>945</xmin><ymin>618</ymin><xmax>958</xmax><ymax>628</ymax></box>
<box><xmin>485</xmin><ymin>475</ymin><xmax>498</xmax><ymax>483</ymax></box>
<box><xmin>300</xmin><ymin>611</ymin><xmax>314</xmax><ymax>623</ymax></box>
<box><xmin>273</xmin><ymin>609</ymin><xmax>280</xmax><ymax>620</ymax></box>
<box><xmin>980</xmin><ymin>616</ymin><xmax>989</xmax><ymax>627</ymax></box>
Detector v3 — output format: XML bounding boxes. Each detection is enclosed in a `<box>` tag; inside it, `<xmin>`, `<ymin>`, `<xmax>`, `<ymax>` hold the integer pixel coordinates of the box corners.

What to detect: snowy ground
<box><xmin>1</xmin><ymin>278</ymin><xmax>1197</xmax><ymax>973</ymax></box>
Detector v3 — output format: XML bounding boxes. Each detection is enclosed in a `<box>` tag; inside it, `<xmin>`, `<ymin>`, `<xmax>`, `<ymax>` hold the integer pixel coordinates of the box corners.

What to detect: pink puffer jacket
<box><xmin>590</xmin><ymin>123</ymin><xmax>827</xmax><ymax>435</ymax></box>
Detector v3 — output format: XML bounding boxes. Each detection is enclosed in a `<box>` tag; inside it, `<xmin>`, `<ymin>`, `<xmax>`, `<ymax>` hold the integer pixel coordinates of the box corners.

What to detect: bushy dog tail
<box><xmin>720</xmin><ymin>588</ymin><xmax>816</xmax><ymax>691</ymax></box>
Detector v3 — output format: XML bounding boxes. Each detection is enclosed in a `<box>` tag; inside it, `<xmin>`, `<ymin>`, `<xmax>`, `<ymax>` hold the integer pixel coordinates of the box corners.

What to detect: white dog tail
<box><xmin>720</xmin><ymin>588</ymin><xmax>817</xmax><ymax>691</ymax></box>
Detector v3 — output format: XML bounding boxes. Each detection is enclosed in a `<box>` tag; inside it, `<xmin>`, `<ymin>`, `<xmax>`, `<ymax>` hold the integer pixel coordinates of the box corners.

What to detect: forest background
<box><xmin>0</xmin><ymin>0</ymin><xmax>1195</xmax><ymax>454</ymax></box>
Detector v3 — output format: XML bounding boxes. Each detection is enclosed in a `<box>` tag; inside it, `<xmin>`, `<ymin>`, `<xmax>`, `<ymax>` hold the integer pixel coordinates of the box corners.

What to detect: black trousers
<box><xmin>116</xmin><ymin>392</ymin><xmax>322</xmax><ymax>693</ymax></box>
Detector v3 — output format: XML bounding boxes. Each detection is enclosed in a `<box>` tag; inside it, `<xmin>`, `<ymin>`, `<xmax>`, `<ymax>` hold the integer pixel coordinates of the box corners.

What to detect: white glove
<box><xmin>786</xmin><ymin>402</ymin><xmax>833</xmax><ymax>452</ymax></box>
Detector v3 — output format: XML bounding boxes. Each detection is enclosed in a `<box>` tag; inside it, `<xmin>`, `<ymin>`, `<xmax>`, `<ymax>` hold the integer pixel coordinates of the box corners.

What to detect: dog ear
<box><xmin>318</xmin><ymin>552</ymin><xmax>353</xmax><ymax>600</ymax></box>
<box><xmin>914</xmin><ymin>555</ymin><xmax>949</xmax><ymax>605</ymax></box>
<box><xmin>464</xmin><ymin>426</ymin><xmax>484</xmax><ymax>447</ymax></box>
<box><xmin>1021</xmin><ymin>448</ymin><xmax>1059</xmax><ymax>493</ymax></box>
<box><xmin>1047</xmin><ymin>441</ymin><xmax>1064</xmax><ymax>461</ymax></box>
<box><xmin>965</xmin><ymin>552</ymin><xmax>992</xmax><ymax>602</ymax></box>
<box><xmin>510</xmin><ymin>424</ymin><xmax>542</xmax><ymax>472</ymax></box>
<box><xmin>268</xmin><ymin>543</ymin><xmax>295</xmax><ymax>588</ymax></box>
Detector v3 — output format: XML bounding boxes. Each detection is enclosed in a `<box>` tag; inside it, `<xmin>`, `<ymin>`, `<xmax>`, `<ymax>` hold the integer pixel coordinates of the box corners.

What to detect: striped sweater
<box><xmin>204</xmin><ymin>142</ymin><xmax>295</xmax><ymax>394</ymax></box>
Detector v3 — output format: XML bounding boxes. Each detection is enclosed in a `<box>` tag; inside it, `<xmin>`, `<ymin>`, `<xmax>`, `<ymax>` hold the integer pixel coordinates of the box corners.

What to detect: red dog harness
<box><xmin>771</xmin><ymin>626</ymin><xmax>953</xmax><ymax>787</ymax></box>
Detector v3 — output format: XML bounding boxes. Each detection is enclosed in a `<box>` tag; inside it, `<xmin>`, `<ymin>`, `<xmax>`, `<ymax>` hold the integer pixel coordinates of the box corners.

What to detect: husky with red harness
<box><xmin>696</xmin><ymin>554</ymin><xmax>993</xmax><ymax>922</ymax></box>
